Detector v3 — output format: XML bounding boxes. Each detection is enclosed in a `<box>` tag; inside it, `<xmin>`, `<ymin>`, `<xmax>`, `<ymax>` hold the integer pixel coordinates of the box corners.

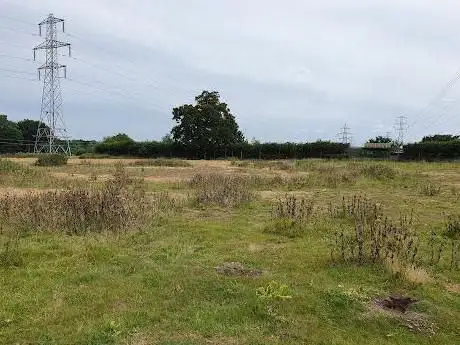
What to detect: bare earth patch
<box><xmin>370</xmin><ymin>297</ymin><xmax>438</xmax><ymax>336</ymax></box>
<box><xmin>444</xmin><ymin>283</ymin><xmax>460</xmax><ymax>294</ymax></box>
<box><xmin>215</xmin><ymin>262</ymin><xmax>263</xmax><ymax>277</ymax></box>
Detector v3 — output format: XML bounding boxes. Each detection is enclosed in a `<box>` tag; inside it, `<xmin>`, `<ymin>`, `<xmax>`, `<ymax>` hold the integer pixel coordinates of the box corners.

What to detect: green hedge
<box><xmin>94</xmin><ymin>141</ymin><xmax>349</xmax><ymax>160</ymax></box>
<box><xmin>403</xmin><ymin>141</ymin><xmax>460</xmax><ymax>160</ymax></box>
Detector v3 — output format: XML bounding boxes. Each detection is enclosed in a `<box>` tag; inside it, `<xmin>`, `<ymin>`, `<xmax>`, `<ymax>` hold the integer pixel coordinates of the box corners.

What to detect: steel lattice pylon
<box><xmin>33</xmin><ymin>14</ymin><xmax>72</xmax><ymax>155</ymax></box>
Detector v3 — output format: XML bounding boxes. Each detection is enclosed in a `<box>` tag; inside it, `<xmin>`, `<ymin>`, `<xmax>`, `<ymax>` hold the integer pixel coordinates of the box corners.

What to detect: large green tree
<box><xmin>171</xmin><ymin>91</ymin><xmax>244</xmax><ymax>156</ymax></box>
<box><xmin>0</xmin><ymin>114</ymin><xmax>23</xmax><ymax>153</ymax></box>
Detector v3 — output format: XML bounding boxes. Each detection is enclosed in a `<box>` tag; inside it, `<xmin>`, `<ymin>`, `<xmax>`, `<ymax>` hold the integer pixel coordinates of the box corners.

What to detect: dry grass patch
<box><xmin>190</xmin><ymin>173</ymin><xmax>255</xmax><ymax>207</ymax></box>
<box><xmin>385</xmin><ymin>258</ymin><xmax>432</xmax><ymax>285</ymax></box>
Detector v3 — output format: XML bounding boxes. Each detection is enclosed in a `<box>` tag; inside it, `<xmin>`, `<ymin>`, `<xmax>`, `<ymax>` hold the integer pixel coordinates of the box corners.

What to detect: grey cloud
<box><xmin>1</xmin><ymin>0</ymin><xmax>460</xmax><ymax>145</ymax></box>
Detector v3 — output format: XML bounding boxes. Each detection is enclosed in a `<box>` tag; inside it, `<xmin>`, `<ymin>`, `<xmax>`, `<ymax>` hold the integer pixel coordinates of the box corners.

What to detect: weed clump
<box><xmin>329</xmin><ymin>195</ymin><xmax>418</xmax><ymax>265</ymax></box>
<box><xmin>266</xmin><ymin>195</ymin><xmax>315</xmax><ymax>237</ymax></box>
<box><xmin>190</xmin><ymin>174</ymin><xmax>255</xmax><ymax>207</ymax></box>
<box><xmin>35</xmin><ymin>154</ymin><xmax>68</xmax><ymax>167</ymax></box>
<box><xmin>0</xmin><ymin>166</ymin><xmax>175</xmax><ymax>234</ymax></box>
<box><xmin>421</xmin><ymin>183</ymin><xmax>441</xmax><ymax>196</ymax></box>
<box><xmin>444</xmin><ymin>215</ymin><xmax>460</xmax><ymax>240</ymax></box>
<box><xmin>256</xmin><ymin>281</ymin><xmax>292</xmax><ymax>300</ymax></box>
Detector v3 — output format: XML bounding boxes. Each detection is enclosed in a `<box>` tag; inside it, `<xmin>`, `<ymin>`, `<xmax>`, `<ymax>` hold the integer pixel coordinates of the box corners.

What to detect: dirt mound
<box><xmin>371</xmin><ymin>295</ymin><xmax>438</xmax><ymax>336</ymax></box>
<box><xmin>215</xmin><ymin>262</ymin><xmax>263</xmax><ymax>277</ymax></box>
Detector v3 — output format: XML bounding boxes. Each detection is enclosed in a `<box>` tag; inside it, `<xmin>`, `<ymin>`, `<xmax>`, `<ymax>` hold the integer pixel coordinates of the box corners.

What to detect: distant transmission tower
<box><xmin>394</xmin><ymin>116</ymin><xmax>408</xmax><ymax>146</ymax></box>
<box><xmin>33</xmin><ymin>14</ymin><xmax>72</xmax><ymax>155</ymax></box>
<box><xmin>338</xmin><ymin>123</ymin><xmax>352</xmax><ymax>145</ymax></box>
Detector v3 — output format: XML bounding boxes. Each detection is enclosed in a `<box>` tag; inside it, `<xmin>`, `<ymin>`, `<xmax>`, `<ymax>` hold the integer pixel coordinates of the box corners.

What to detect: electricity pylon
<box><xmin>33</xmin><ymin>14</ymin><xmax>72</xmax><ymax>155</ymax></box>
<box><xmin>338</xmin><ymin>123</ymin><xmax>352</xmax><ymax>145</ymax></box>
<box><xmin>394</xmin><ymin>116</ymin><xmax>408</xmax><ymax>147</ymax></box>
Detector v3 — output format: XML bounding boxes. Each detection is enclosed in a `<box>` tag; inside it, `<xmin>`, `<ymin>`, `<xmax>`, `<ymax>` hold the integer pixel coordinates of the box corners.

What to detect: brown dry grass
<box><xmin>385</xmin><ymin>258</ymin><xmax>432</xmax><ymax>285</ymax></box>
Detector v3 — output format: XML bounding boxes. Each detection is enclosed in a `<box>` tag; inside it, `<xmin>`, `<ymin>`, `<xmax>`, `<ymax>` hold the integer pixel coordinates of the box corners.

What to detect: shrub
<box><xmin>190</xmin><ymin>174</ymin><xmax>255</xmax><ymax>207</ymax></box>
<box><xmin>34</xmin><ymin>154</ymin><xmax>68</xmax><ymax>166</ymax></box>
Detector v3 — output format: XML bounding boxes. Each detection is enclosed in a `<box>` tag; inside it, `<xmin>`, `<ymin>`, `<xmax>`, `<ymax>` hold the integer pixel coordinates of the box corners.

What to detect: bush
<box><xmin>190</xmin><ymin>174</ymin><xmax>255</xmax><ymax>207</ymax></box>
<box><xmin>34</xmin><ymin>154</ymin><xmax>68</xmax><ymax>166</ymax></box>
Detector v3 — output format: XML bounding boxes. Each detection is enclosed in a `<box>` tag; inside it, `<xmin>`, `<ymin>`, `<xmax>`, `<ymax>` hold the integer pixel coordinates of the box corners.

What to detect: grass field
<box><xmin>0</xmin><ymin>157</ymin><xmax>459</xmax><ymax>344</ymax></box>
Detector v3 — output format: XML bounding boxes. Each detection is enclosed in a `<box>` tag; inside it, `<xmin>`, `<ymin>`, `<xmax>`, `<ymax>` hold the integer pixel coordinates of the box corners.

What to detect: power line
<box><xmin>0</xmin><ymin>74</ymin><xmax>37</xmax><ymax>82</ymax></box>
<box><xmin>0</xmin><ymin>67</ymin><xmax>36</xmax><ymax>75</ymax></box>
<box><xmin>0</xmin><ymin>14</ymin><xmax>36</xmax><ymax>26</ymax></box>
<box><xmin>408</xmin><ymin>69</ymin><xmax>460</xmax><ymax>132</ymax></box>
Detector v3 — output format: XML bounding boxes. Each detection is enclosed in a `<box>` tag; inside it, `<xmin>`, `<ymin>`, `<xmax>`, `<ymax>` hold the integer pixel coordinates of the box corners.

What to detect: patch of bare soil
<box><xmin>445</xmin><ymin>283</ymin><xmax>460</xmax><ymax>294</ymax></box>
<box><xmin>370</xmin><ymin>296</ymin><xmax>438</xmax><ymax>336</ymax></box>
<box><xmin>215</xmin><ymin>262</ymin><xmax>263</xmax><ymax>277</ymax></box>
<box><xmin>51</xmin><ymin>172</ymin><xmax>113</xmax><ymax>181</ymax></box>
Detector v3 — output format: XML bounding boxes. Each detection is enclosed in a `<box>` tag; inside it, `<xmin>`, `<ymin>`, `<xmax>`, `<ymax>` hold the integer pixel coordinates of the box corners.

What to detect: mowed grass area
<box><xmin>1</xmin><ymin>158</ymin><xmax>460</xmax><ymax>344</ymax></box>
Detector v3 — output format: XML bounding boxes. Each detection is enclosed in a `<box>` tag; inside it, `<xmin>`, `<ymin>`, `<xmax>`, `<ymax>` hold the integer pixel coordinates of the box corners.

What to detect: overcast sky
<box><xmin>1</xmin><ymin>0</ymin><xmax>460</xmax><ymax>144</ymax></box>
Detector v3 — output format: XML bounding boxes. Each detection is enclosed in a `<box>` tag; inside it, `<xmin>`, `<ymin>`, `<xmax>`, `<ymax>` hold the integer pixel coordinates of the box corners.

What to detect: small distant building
<box><xmin>363</xmin><ymin>143</ymin><xmax>394</xmax><ymax>150</ymax></box>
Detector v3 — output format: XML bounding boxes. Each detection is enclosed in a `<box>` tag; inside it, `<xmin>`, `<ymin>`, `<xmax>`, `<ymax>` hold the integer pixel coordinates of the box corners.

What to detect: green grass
<box><xmin>0</xmin><ymin>159</ymin><xmax>460</xmax><ymax>344</ymax></box>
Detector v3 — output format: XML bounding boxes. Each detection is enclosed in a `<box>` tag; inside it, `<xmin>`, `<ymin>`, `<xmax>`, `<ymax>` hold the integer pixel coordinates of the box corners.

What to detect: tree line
<box><xmin>1</xmin><ymin>90</ymin><xmax>459</xmax><ymax>160</ymax></box>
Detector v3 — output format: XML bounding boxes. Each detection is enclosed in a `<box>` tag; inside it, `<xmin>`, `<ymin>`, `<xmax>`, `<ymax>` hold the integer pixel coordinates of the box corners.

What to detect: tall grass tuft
<box><xmin>421</xmin><ymin>182</ymin><xmax>441</xmax><ymax>196</ymax></box>
<box><xmin>190</xmin><ymin>174</ymin><xmax>255</xmax><ymax>207</ymax></box>
<box><xmin>0</xmin><ymin>234</ymin><xmax>23</xmax><ymax>268</ymax></box>
<box><xmin>0</xmin><ymin>159</ymin><xmax>24</xmax><ymax>173</ymax></box>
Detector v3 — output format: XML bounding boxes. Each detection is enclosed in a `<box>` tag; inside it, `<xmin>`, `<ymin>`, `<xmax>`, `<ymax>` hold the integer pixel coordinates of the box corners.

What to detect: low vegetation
<box><xmin>34</xmin><ymin>153</ymin><xmax>68</xmax><ymax>166</ymax></box>
<box><xmin>0</xmin><ymin>158</ymin><xmax>459</xmax><ymax>345</ymax></box>
<box><xmin>190</xmin><ymin>173</ymin><xmax>255</xmax><ymax>207</ymax></box>
<box><xmin>127</xmin><ymin>158</ymin><xmax>192</xmax><ymax>168</ymax></box>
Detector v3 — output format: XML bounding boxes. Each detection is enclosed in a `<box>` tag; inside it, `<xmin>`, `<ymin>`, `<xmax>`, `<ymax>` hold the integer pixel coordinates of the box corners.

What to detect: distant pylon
<box><xmin>394</xmin><ymin>116</ymin><xmax>408</xmax><ymax>146</ymax></box>
<box><xmin>338</xmin><ymin>123</ymin><xmax>352</xmax><ymax>145</ymax></box>
<box><xmin>33</xmin><ymin>14</ymin><xmax>72</xmax><ymax>155</ymax></box>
